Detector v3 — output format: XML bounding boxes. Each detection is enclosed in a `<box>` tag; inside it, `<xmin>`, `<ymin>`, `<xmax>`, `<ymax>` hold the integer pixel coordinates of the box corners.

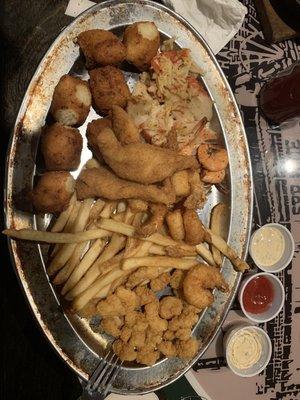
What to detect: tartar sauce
<box><xmin>227</xmin><ymin>328</ymin><xmax>262</xmax><ymax>370</ymax></box>
<box><xmin>250</xmin><ymin>226</ymin><xmax>285</xmax><ymax>267</ymax></box>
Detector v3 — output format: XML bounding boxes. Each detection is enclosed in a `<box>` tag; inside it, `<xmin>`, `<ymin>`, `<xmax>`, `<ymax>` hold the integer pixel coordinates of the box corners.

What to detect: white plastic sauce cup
<box><xmin>238</xmin><ymin>272</ymin><xmax>284</xmax><ymax>323</ymax></box>
<box><xmin>249</xmin><ymin>223</ymin><xmax>294</xmax><ymax>273</ymax></box>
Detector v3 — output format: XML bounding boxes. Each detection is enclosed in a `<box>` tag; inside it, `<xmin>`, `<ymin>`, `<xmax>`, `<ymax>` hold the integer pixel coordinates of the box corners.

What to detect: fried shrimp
<box><xmin>182</xmin><ymin>264</ymin><xmax>228</xmax><ymax>309</ymax></box>
<box><xmin>197</xmin><ymin>144</ymin><xmax>228</xmax><ymax>172</ymax></box>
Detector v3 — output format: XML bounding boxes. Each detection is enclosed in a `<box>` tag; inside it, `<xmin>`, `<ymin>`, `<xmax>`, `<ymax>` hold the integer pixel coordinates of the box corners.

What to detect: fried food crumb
<box><xmin>113</xmin><ymin>339</ymin><xmax>137</xmax><ymax>361</ymax></box>
<box><xmin>163</xmin><ymin>329</ymin><xmax>175</xmax><ymax>341</ymax></box>
<box><xmin>136</xmin><ymin>345</ymin><xmax>160</xmax><ymax>366</ymax></box>
<box><xmin>97</xmin><ymin>294</ymin><xmax>125</xmax><ymax>317</ymax></box>
<box><xmin>115</xmin><ymin>286</ymin><xmax>140</xmax><ymax>310</ymax></box>
<box><xmin>174</xmin><ymin>328</ymin><xmax>191</xmax><ymax>341</ymax></box>
<box><xmin>101</xmin><ymin>316</ymin><xmax>123</xmax><ymax>338</ymax></box>
<box><xmin>159</xmin><ymin>296</ymin><xmax>183</xmax><ymax>320</ymax></box>
<box><xmin>145</xmin><ymin>329</ymin><xmax>163</xmax><ymax>348</ymax></box>
<box><xmin>175</xmin><ymin>338</ymin><xmax>199</xmax><ymax>360</ymax></box>
<box><xmin>158</xmin><ymin>340</ymin><xmax>177</xmax><ymax>358</ymax></box>
<box><xmin>145</xmin><ymin>300</ymin><xmax>168</xmax><ymax>332</ymax></box>
<box><xmin>170</xmin><ymin>269</ymin><xmax>185</xmax><ymax>290</ymax></box>
<box><xmin>150</xmin><ymin>272</ymin><xmax>170</xmax><ymax>292</ymax></box>
<box><xmin>134</xmin><ymin>286</ymin><xmax>156</xmax><ymax>305</ymax></box>
<box><xmin>120</xmin><ymin>326</ymin><xmax>132</xmax><ymax>343</ymax></box>
<box><xmin>129</xmin><ymin>330</ymin><xmax>146</xmax><ymax>348</ymax></box>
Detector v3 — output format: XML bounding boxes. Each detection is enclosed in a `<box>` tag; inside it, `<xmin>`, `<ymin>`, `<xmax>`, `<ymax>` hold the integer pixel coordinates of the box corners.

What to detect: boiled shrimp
<box><xmin>183</xmin><ymin>264</ymin><xmax>228</xmax><ymax>309</ymax></box>
<box><xmin>197</xmin><ymin>143</ymin><xmax>228</xmax><ymax>172</ymax></box>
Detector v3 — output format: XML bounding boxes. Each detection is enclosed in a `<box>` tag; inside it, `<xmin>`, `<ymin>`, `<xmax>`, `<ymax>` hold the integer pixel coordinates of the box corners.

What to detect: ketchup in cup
<box><xmin>242</xmin><ymin>276</ymin><xmax>274</xmax><ymax>314</ymax></box>
<box><xmin>259</xmin><ymin>63</ymin><xmax>300</xmax><ymax>124</ymax></box>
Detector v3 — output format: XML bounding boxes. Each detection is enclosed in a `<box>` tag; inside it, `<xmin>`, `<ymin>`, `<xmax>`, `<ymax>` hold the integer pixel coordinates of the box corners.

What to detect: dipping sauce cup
<box><xmin>249</xmin><ymin>223</ymin><xmax>294</xmax><ymax>273</ymax></box>
<box><xmin>224</xmin><ymin>324</ymin><xmax>272</xmax><ymax>377</ymax></box>
<box><xmin>239</xmin><ymin>272</ymin><xmax>284</xmax><ymax>323</ymax></box>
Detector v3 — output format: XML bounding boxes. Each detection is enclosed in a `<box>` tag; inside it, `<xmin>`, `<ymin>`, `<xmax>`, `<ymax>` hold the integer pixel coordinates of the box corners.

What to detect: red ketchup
<box><xmin>259</xmin><ymin>64</ymin><xmax>300</xmax><ymax>124</ymax></box>
<box><xmin>243</xmin><ymin>276</ymin><xmax>274</xmax><ymax>314</ymax></box>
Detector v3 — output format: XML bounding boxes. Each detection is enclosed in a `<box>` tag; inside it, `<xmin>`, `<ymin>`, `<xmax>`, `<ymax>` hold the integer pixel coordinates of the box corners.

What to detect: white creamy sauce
<box><xmin>227</xmin><ymin>328</ymin><xmax>262</xmax><ymax>370</ymax></box>
<box><xmin>251</xmin><ymin>226</ymin><xmax>285</xmax><ymax>267</ymax></box>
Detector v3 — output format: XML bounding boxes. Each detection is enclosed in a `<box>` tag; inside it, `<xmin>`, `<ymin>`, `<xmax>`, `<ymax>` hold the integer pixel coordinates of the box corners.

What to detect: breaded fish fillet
<box><xmin>97</xmin><ymin>128</ymin><xmax>199</xmax><ymax>184</ymax></box>
<box><xmin>76</xmin><ymin>167</ymin><xmax>176</xmax><ymax>205</ymax></box>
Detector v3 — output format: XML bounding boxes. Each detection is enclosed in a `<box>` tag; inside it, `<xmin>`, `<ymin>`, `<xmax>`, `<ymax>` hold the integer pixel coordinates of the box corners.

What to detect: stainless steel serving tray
<box><xmin>5</xmin><ymin>0</ymin><xmax>253</xmax><ymax>394</ymax></box>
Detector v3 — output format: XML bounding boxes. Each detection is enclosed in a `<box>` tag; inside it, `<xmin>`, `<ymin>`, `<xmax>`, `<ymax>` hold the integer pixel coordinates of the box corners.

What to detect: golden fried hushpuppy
<box><xmin>50</xmin><ymin>75</ymin><xmax>91</xmax><ymax>126</ymax></box>
<box><xmin>41</xmin><ymin>123</ymin><xmax>83</xmax><ymax>171</ymax></box>
<box><xmin>77</xmin><ymin>29</ymin><xmax>126</xmax><ymax>68</ymax></box>
<box><xmin>86</xmin><ymin>117</ymin><xmax>112</xmax><ymax>162</ymax></box>
<box><xmin>123</xmin><ymin>21</ymin><xmax>160</xmax><ymax>70</ymax></box>
<box><xmin>89</xmin><ymin>66</ymin><xmax>131</xmax><ymax>115</ymax></box>
<box><xmin>29</xmin><ymin>171</ymin><xmax>75</xmax><ymax>214</ymax></box>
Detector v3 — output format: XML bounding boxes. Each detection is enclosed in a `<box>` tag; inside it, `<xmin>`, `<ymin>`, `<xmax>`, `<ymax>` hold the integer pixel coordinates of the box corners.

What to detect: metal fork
<box><xmin>80</xmin><ymin>350</ymin><xmax>123</xmax><ymax>400</ymax></box>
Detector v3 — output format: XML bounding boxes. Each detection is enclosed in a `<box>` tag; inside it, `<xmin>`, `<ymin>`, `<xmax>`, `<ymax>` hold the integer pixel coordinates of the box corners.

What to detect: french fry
<box><xmin>99</xmin><ymin>201</ymin><xmax>117</xmax><ymax>219</ymax></box>
<box><xmin>97</xmin><ymin>217</ymin><xmax>135</xmax><ymax>237</ymax></box>
<box><xmin>101</xmin><ymin>234</ymin><xmax>126</xmax><ymax>261</ymax></box>
<box><xmin>165</xmin><ymin>246</ymin><xmax>196</xmax><ymax>257</ymax></box>
<box><xmin>51</xmin><ymin>200</ymin><xmax>81</xmax><ymax>257</ymax></box>
<box><xmin>65</xmin><ymin>255</ymin><xmax>122</xmax><ymax>300</ymax></box>
<box><xmin>61</xmin><ymin>239</ymin><xmax>106</xmax><ymax>294</ymax></box>
<box><xmin>3</xmin><ymin>228</ymin><xmax>113</xmax><ymax>244</ymax></box>
<box><xmin>51</xmin><ymin>193</ymin><xmax>76</xmax><ymax>233</ymax></box>
<box><xmin>88</xmin><ymin>199</ymin><xmax>106</xmax><ymax>223</ymax></box>
<box><xmin>4</xmin><ymin>220</ymin><xmax>198</xmax><ymax>253</ymax></box>
<box><xmin>195</xmin><ymin>243</ymin><xmax>216</xmax><ymax>266</ymax></box>
<box><xmin>53</xmin><ymin>241</ymin><xmax>88</xmax><ymax>285</ymax></box>
<box><xmin>94</xmin><ymin>284</ymin><xmax>111</xmax><ymax>300</ymax></box>
<box><xmin>72</xmin><ymin>268</ymin><xmax>126</xmax><ymax>310</ymax></box>
<box><xmin>210</xmin><ymin>203</ymin><xmax>229</xmax><ymax>266</ymax></box>
<box><xmin>149</xmin><ymin>244</ymin><xmax>166</xmax><ymax>255</ymax></box>
<box><xmin>204</xmin><ymin>228</ymin><xmax>249</xmax><ymax>272</ymax></box>
<box><xmin>108</xmin><ymin>275</ymin><xmax>126</xmax><ymax>294</ymax></box>
<box><xmin>64</xmin><ymin>201</ymin><xmax>81</xmax><ymax>232</ymax></box>
<box><xmin>122</xmin><ymin>256</ymin><xmax>198</xmax><ymax>271</ymax></box>
<box><xmin>124</xmin><ymin>212</ymin><xmax>143</xmax><ymax>256</ymax></box>
<box><xmin>47</xmin><ymin>198</ymin><xmax>94</xmax><ymax>275</ymax></box>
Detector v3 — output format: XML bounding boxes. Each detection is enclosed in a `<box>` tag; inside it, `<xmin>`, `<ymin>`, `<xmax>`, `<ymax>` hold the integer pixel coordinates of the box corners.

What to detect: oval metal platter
<box><xmin>5</xmin><ymin>0</ymin><xmax>253</xmax><ymax>394</ymax></box>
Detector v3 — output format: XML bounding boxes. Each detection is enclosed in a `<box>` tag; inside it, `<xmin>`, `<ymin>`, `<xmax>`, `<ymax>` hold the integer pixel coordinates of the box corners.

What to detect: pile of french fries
<box><xmin>4</xmin><ymin>194</ymin><xmax>249</xmax><ymax>314</ymax></box>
